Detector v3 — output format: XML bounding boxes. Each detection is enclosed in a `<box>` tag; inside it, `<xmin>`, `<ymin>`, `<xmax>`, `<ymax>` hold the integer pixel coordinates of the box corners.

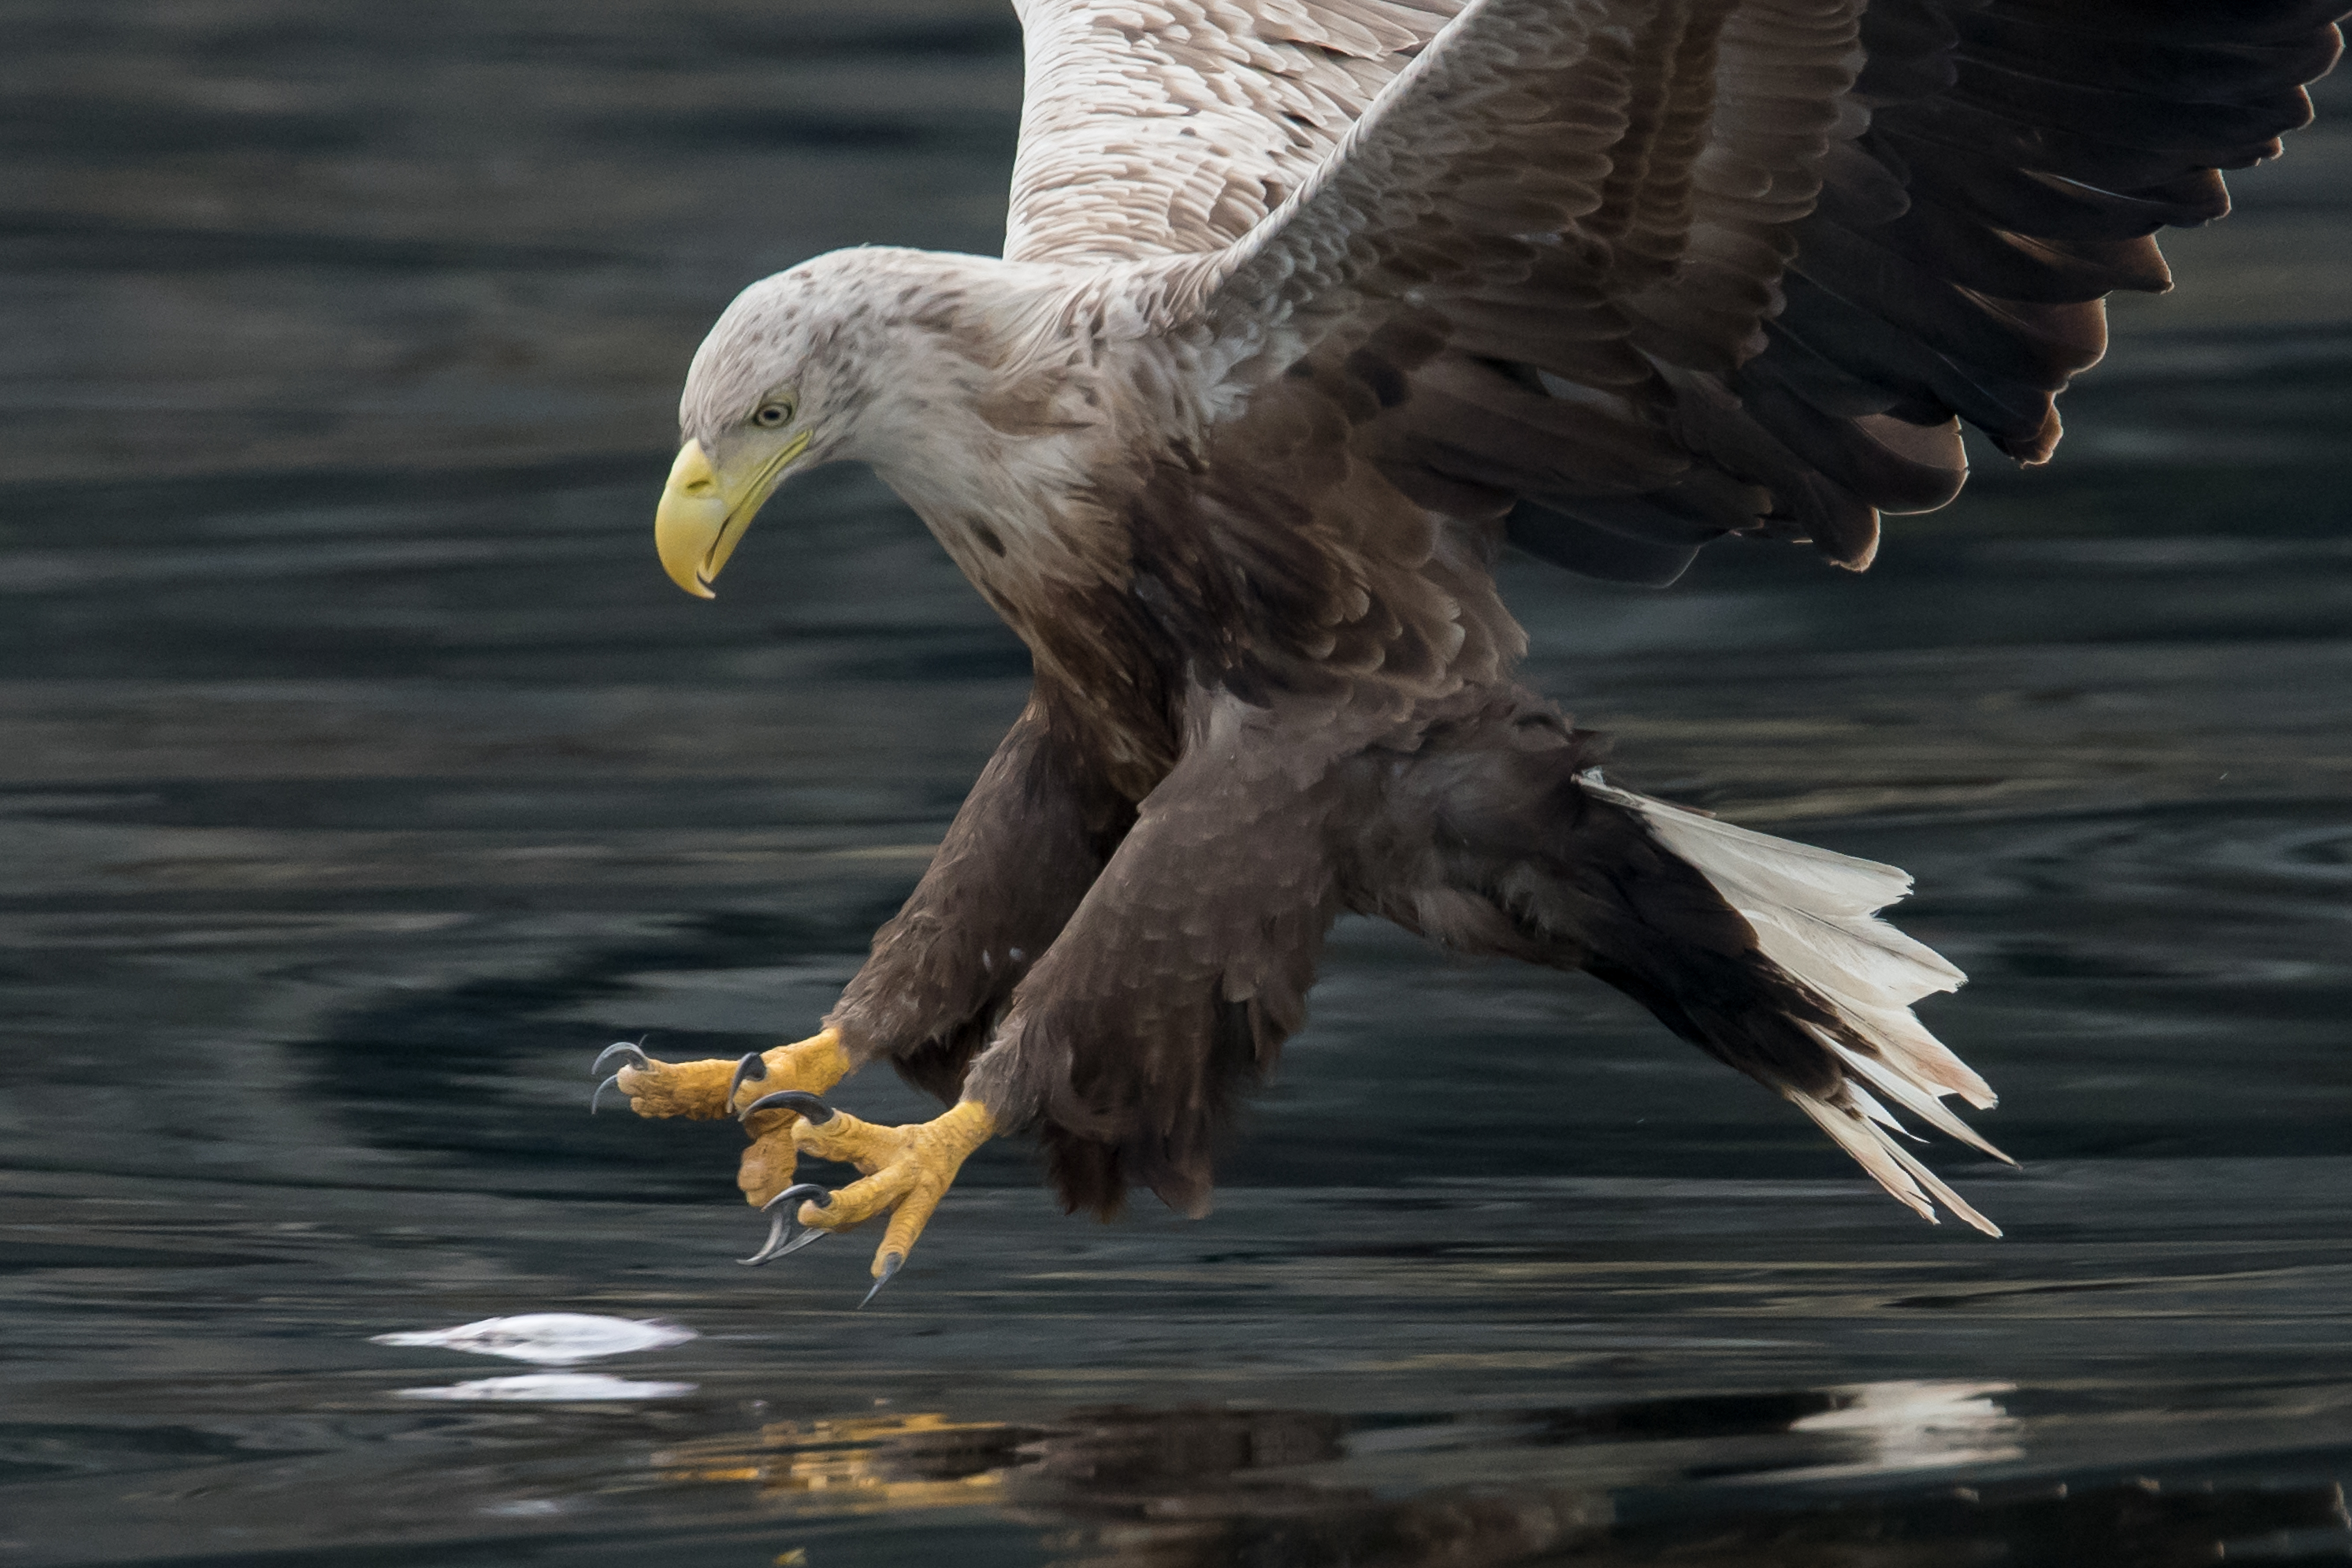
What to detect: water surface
<box><xmin>4</xmin><ymin>5</ymin><xmax>2352</xmax><ymax>1563</ymax></box>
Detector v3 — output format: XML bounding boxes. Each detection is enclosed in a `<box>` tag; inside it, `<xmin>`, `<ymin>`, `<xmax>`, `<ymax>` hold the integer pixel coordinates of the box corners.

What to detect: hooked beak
<box><xmin>654</xmin><ymin>432</ymin><xmax>809</xmax><ymax>598</ymax></box>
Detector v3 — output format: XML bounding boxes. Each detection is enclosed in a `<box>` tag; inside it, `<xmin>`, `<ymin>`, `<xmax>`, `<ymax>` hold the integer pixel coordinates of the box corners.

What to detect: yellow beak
<box><xmin>654</xmin><ymin>434</ymin><xmax>807</xmax><ymax>598</ymax></box>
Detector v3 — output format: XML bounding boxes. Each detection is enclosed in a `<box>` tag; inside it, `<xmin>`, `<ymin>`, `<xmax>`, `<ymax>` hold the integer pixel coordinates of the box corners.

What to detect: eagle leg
<box><xmin>591</xmin><ymin>1029</ymin><xmax>855</xmax><ymax>1208</ymax></box>
<box><xmin>750</xmin><ymin>1098</ymin><xmax>997</xmax><ymax>1300</ymax></box>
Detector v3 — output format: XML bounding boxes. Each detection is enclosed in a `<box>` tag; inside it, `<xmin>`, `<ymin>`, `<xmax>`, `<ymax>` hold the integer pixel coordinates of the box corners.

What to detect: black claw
<box><xmin>739</xmin><ymin>1212</ymin><xmax>790</xmax><ymax>1267</ymax></box>
<box><xmin>726</xmin><ymin>1051</ymin><xmax>769</xmax><ymax>1110</ymax></box>
<box><xmin>773</xmin><ymin>1221</ymin><xmax>831</xmax><ymax>1259</ymax></box>
<box><xmin>592</xmin><ymin>1040</ymin><xmax>651</xmax><ymax>1076</ymax></box>
<box><xmin>739</xmin><ymin>1184</ymin><xmax>832</xmax><ymax>1266</ymax></box>
<box><xmin>589</xmin><ymin>1039</ymin><xmax>652</xmax><ymax>1114</ymax></box>
<box><xmin>739</xmin><ymin>1089</ymin><xmax>835</xmax><ymax>1125</ymax></box>
<box><xmin>858</xmin><ymin>1252</ymin><xmax>904</xmax><ymax>1309</ymax></box>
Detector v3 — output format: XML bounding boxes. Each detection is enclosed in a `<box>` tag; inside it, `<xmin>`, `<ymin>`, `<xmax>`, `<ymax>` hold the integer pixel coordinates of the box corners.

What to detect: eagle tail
<box><xmin>1583</xmin><ymin>776</ymin><xmax>2010</xmax><ymax>1237</ymax></box>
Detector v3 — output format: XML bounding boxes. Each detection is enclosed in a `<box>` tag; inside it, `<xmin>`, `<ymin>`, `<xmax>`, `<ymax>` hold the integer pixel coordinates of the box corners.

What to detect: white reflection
<box><xmin>372</xmin><ymin>1312</ymin><xmax>695</xmax><ymax>1365</ymax></box>
<box><xmin>398</xmin><ymin>1372</ymin><xmax>696</xmax><ymax>1401</ymax></box>
<box><xmin>1780</xmin><ymin>1379</ymin><xmax>2022</xmax><ymax>1477</ymax></box>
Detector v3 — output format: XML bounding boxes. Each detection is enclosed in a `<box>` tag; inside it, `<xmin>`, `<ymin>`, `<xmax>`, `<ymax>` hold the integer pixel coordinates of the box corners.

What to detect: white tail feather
<box><xmin>1586</xmin><ymin>777</ymin><xmax>2007</xmax><ymax>1235</ymax></box>
<box><xmin>1791</xmin><ymin>1090</ymin><xmax>2003</xmax><ymax>1237</ymax></box>
<box><xmin>1839</xmin><ymin>1078</ymin><xmax>1921</xmax><ymax>1140</ymax></box>
<box><xmin>1820</xmin><ymin>1033</ymin><xmax>2009</xmax><ymax>1163</ymax></box>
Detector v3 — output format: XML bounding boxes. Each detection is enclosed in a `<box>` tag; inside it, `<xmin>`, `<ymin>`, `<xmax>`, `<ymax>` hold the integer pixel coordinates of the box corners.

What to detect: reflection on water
<box><xmin>1777</xmin><ymin>1381</ymin><xmax>2021</xmax><ymax>1478</ymax></box>
<box><xmin>648</xmin><ymin>1383</ymin><xmax>2029</xmax><ymax>1516</ymax></box>
<box><xmin>7</xmin><ymin>1163</ymin><xmax>2352</xmax><ymax>1564</ymax></box>
<box><xmin>5</xmin><ymin>1</ymin><xmax>2352</xmax><ymax>1564</ymax></box>
<box><xmin>554</xmin><ymin>1393</ymin><xmax>2349</xmax><ymax>1566</ymax></box>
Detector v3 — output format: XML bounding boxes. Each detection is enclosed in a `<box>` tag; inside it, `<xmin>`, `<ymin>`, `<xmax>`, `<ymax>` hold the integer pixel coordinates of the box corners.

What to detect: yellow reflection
<box><xmin>653</xmin><ymin>1411</ymin><xmax>1015</xmax><ymax>1517</ymax></box>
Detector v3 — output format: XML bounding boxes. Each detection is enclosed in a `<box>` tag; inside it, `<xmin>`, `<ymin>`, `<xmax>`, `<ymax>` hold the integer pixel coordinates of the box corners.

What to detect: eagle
<box><xmin>590</xmin><ymin>0</ymin><xmax>2345</xmax><ymax>1299</ymax></box>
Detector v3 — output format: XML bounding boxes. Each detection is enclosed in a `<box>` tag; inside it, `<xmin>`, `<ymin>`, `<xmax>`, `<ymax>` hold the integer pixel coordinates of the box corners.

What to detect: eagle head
<box><xmin>657</xmin><ymin>247</ymin><xmax>1049</xmax><ymax>599</ymax></box>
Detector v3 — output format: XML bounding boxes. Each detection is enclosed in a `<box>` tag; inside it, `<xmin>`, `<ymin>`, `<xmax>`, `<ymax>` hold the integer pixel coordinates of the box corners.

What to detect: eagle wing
<box><xmin>1168</xmin><ymin>0</ymin><xmax>2344</xmax><ymax>579</ymax></box>
<box><xmin>1003</xmin><ymin>0</ymin><xmax>1462</xmax><ymax>262</ymax></box>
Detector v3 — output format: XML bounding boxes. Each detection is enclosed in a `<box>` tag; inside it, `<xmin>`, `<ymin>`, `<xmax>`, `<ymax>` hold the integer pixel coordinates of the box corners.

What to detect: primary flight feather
<box><xmin>604</xmin><ymin>0</ymin><xmax>2345</xmax><ymax>1294</ymax></box>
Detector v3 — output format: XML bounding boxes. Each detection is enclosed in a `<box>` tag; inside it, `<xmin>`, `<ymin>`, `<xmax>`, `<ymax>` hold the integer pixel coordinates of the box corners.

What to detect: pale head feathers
<box><xmin>680</xmin><ymin>248</ymin><xmax>994</xmax><ymax>466</ymax></box>
<box><xmin>679</xmin><ymin>248</ymin><xmax>1227</xmax><ymax>570</ymax></box>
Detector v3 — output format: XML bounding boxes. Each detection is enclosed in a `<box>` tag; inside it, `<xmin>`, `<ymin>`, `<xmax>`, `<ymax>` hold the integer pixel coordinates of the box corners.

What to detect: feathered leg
<box><xmin>962</xmin><ymin>688</ymin><xmax>1349</xmax><ymax>1219</ymax></box>
<box><xmin>589</xmin><ymin>689</ymin><xmax>1137</xmax><ymax>1267</ymax></box>
<box><xmin>739</xmin><ymin>686</ymin><xmax>1345</xmax><ymax>1285</ymax></box>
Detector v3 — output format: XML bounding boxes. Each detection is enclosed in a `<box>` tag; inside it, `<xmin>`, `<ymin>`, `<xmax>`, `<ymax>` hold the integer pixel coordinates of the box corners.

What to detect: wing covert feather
<box><xmin>1005</xmin><ymin>0</ymin><xmax>1460</xmax><ymax>262</ymax></box>
<box><xmin>1135</xmin><ymin>0</ymin><xmax>2343</xmax><ymax>574</ymax></box>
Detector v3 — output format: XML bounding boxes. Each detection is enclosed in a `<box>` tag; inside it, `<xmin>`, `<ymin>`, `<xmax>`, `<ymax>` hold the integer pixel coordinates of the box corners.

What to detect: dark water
<box><xmin>6</xmin><ymin>5</ymin><xmax>2352</xmax><ymax>1564</ymax></box>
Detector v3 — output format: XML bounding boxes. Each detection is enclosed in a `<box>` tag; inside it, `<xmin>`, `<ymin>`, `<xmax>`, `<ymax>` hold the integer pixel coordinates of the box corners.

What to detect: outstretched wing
<box><xmin>1182</xmin><ymin>0</ymin><xmax>2344</xmax><ymax>580</ymax></box>
<box><xmin>1003</xmin><ymin>0</ymin><xmax>1460</xmax><ymax>262</ymax></box>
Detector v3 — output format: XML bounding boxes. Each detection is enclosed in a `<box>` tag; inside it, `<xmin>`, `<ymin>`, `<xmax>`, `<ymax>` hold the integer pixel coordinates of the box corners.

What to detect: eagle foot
<box><xmin>732</xmin><ymin>1096</ymin><xmax>996</xmax><ymax>1304</ymax></box>
<box><xmin>588</xmin><ymin>1028</ymin><xmax>849</xmax><ymax>1122</ymax></box>
<box><xmin>589</xmin><ymin>1031</ymin><xmax>854</xmax><ymax>1209</ymax></box>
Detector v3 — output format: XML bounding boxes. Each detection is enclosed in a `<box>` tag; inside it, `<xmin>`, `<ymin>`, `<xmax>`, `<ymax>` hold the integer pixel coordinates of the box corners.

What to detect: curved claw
<box><xmin>592</xmin><ymin>1040</ymin><xmax>652</xmax><ymax>1076</ymax></box>
<box><xmin>771</xmin><ymin>1219</ymin><xmax>832</xmax><ymax>1259</ymax></box>
<box><xmin>858</xmin><ymin>1251</ymin><xmax>904</xmax><ymax>1309</ymax></box>
<box><xmin>739</xmin><ymin>1183</ymin><xmax>833</xmax><ymax>1266</ymax></box>
<box><xmin>726</xmin><ymin>1051</ymin><xmax>769</xmax><ymax>1111</ymax></box>
<box><xmin>589</xmin><ymin>1039</ymin><xmax>654</xmax><ymax>1114</ymax></box>
<box><xmin>740</xmin><ymin>1089</ymin><xmax>835</xmax><ymax>1125</ymax></box>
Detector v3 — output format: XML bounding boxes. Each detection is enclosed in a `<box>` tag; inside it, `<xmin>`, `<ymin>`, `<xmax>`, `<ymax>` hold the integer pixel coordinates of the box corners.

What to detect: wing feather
<box><xmin>1127</xmin><ymin>0</ymin><xmax>2343</xmax><ymax>577</ymax></box>
<box><xmin>1005</xmin><ymin>0</ymin><xmax>1460</xmax><ymax>262</ymax></box>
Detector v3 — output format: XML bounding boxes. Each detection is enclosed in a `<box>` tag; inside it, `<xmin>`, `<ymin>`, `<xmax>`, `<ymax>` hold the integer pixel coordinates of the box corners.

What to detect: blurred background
<box><xmin>4</xmin><ymin>3</ymin><xmax>2350</xmax><ymax>1564</ymax></box>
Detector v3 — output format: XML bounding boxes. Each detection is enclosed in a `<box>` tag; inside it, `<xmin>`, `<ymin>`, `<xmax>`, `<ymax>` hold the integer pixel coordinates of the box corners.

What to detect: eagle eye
<box><xmin>752</xmin><ymin>398</ymin><xmax>796</xmax><ymax>429</ymax></box>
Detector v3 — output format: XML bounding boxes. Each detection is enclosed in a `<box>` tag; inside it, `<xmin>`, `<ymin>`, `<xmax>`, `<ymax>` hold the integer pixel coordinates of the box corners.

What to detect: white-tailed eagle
<box><xmin>592</xmin><ymin>0</ymin><xmax>2345</xmax><ymax>1298</ymax></box>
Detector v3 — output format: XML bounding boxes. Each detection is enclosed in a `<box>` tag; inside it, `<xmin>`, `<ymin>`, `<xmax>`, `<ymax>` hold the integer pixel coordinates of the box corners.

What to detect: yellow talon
<box><xmin>603</xmin><ymin>1030</ymin><xmax>854</xmax><ymax>1207</ymax></box>
<box><xmin>791</xmin><ymin>1100</ymin><xmax>996</xmax><ymax>1292</ymax></box>
<box><xmin>736</xmin><ymin>1127</ymin><xmax>806</xmax><ymax>1209</ymax></box>
<box><xmin>607</xmin><ymin>1053</ymin><xmax>738</xmax><ymax>1119</ymax></box>
<box><xmin>728</xmin><ymin>1029</ymin><xmax>855</xmax><ymax>1206</ymax></box>
<box><xmin>610</xmin><ymin>1027</ymin><xmax>849</xmax><ymax>1123</ymax></box>
<box><xmin>727</xmin><ymin>1029</ymin><xmax>853</xmax><ymax>1122</ymax></box>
